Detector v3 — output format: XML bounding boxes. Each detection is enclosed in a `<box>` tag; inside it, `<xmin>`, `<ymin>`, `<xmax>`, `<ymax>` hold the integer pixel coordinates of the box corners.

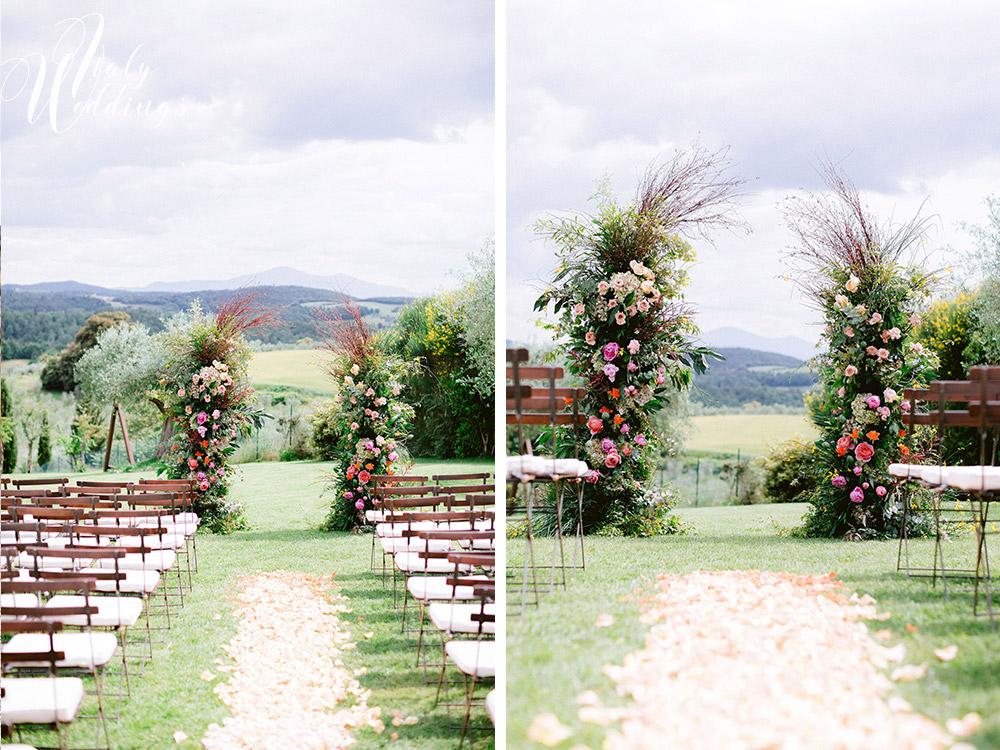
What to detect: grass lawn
<box><xmin>507</xmin><ymin>503</ymin><xmax>1000</xmax><ymax>749</ymax></box>
<box><xmin>9</xmin><ymin>457</ymin><xmax>495</xmax><ymax>750</ymax></box>
<box><xmin>249</xmin><ymin>350</ymin><xmax>336</xmax><ymax>392</ymax></box>
<box><xmin>686</xmin><ymin>413</ymin><xmax>818</xmax><ymax>456</ymax></box>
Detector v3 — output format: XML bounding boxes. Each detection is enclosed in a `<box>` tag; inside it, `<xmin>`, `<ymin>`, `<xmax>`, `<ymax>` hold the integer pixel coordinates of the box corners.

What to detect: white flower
<box><xmin>344</xmin><ymin>376</ymin><xmax>354</xmax><ymax>385</ymax></box>
<box><xmin>640</xmin><ymin>279</ymin><xmax>655</xmax><ymax>295</ymax></box>
<box><xmin>834</xmin><ymin>294</ymin><xmax>850</xmax><ymax>309</ymax></box>
<box><xmin>845</xmin><ymin>275</ymin><xmax>860</xmax><ymax>292</ymax></box>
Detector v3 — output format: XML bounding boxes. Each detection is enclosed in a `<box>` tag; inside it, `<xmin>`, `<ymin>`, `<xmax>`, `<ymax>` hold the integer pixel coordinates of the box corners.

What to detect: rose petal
<box><xmin>526</xmin><ymin>713</ymin><xmax>573</xmax><ymax>747</ymax></box>
<box><xmin>890</xmin><ymin>663</ymin><xmax>928</xmax><ymax>682</ymax></box>
<box><xmin>933</xmin><ymin>644</ymin><xmax>958</xmax><ymax>662</ymax></box>
<box><xmin>595</xmin><ymin>613</ymin><xmax>615</xmax><ymax>628</ymax></box>
<box><xmin>945</xmin><ymin>712</ymin><xmax>981</xmax><ymax>738</ymax></box>
<box><xmin>173</xmin><ymin>730</ymin><xmax>188</xmax><ymax>743</ymax></box>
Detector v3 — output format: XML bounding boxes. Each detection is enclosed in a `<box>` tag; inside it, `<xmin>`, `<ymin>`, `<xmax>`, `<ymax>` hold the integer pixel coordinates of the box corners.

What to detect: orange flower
<box><xmin>836</xmin><ymin>446</ymin><xmax>847</xmax><ymax>456</ymax></box>
<box><xmin>201</xmin><ymin>440</ymin><xmax>209</xmax><ymax>448</ymax></box>
<box><xmin>898</xmin><ymin>429</ymin><xmax>906</xmax><ymax>438</ymax></box>
<box><xmin>613</xmin><ymin>414</ymin><xmax>624</xmax><ymax>427</ymax></box>
<box><xmin>365</xmin><ymin>463</ymin><xmax>374</xmax><ymax>470</ymax></box>
<box><xmin>900</xmin><ymin>445</ymin><xmax>910</xmax><ymax>457</ymax></box>
<box><xmin>866</xmin><ymin>431</ymin><xmax>880</xmax><ymax>441</ymax></box>
<box><xmin>564</xmin><ymin>397</ymin><xmax>573</xmax><ymax>407</ymax></box>
<box><xmin>851</xmin><ymin>429</ymin><xmax>860</xmax><ymax>440</ymax></box>
<box><xmin>599</xmin><ymin>407</ymin><xmax>612</xmax><ymax>414</ymax></box>
<box><xmin>607</xmin><ymin>388</ymin><xmax>620</xmax><ymax>399</ymax></box>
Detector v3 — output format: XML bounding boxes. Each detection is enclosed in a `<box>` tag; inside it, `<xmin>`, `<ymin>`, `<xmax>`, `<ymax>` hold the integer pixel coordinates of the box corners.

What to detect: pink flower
<box><xmin>634</xmin><ymin>433</ymin><xmax>647</xmax><ymax>447</ymax></box>
<box><xmin>844</xmin><ymin>327</ymin><xmax>854</xmax><ymax>338</ymax></box>
<box><xmin>585</xmin><ymin>331</ymin><xmax>597</xmax><ymax>346</ymax></box>
<box><xmin>866</xmin><ymin>345</ymin><xmax>878</xmax><ymax>356</ymax></box>
<box><xmin>901</xmin><ymin>400</ymin><xmax>911</xmax><ymax>412</ymax></box>
<box><xmin>627</xmin><ymin>305</ymin><xmax>637</xmax><ymax>317</ymax></box>
<box><xmin>877</xmin><ymin>348</ymin><xmax>889</xmax><ymax>361</ymax></box>
<box><xmin>601</xmin><ymin>438</ymin><xmax>615</xmax><ymax>453</ymax></box>
<box><xmin>197</xmin><ymin>426</ymin><xmax>207</xmax><ymax>438</ymax></box>
<box><xmin>628</xmin><ymin>339</ymin><xmax>640</xmax><ymax>354</ymax></box>
<box><xmin>854</xmin><ymin>442</ymin><xmax>875</xmax><ymax>463</ymax></box>
<box><xmin>197</xmin><ymin>412</ymin><xmax>209</xmax><ymax>424</ymax></box>
<box><xmin>345</xmin><ymin>491</ymin><xmax>354</xmax><ymax>500</ymax></box>
<box><xmin>876</xmin><ymin>485</ymin><xmax>887</xmax><ymax>497</ymax></box>
<box><xmin>620</xmin><ymin>423</ymin><xmax>630</xmax><ymax>434</ymax></box>
<box><xmin>627</xmin><ymin>361</ymin><xmax>638</xmax><ymax>372</ymax></box>
<box><xmin>831</xmin><ymin>475</ymin><xmax>847</xmax><ymax>487</ymax></box>
<box><xmin>187</xmin><ymin>458</ymin><xmax>199</xmax><ymax>470</ymax></box>
<box><xmin>358</xmin><ymin>470</ymin><xmax>371</xmax><ymax>484</ymax></box>
<box><xmin>879</xmin><ymin>406</ymin><xmax>890</xmax><ymax>418</ymax></box>
<box><xmin>637</xmin><ymin>299</ymin><xmax>650</xmax><ymax>312</ymax></box>
<box><xmin>862</xmin><ymin>482</ymin><xmax>870</xmax><ymax>489</ymax></box>
<box><xmin>853</xmin><ymin>466</ymin><xmax>863</xmax><ymax>475</ymax></box>
<box><xmin>844</xmin><ymin>365</ymin><xmax>858</xmax><ymax>377</ymax></box>
<box><xmin>585</xmin><ymin>470</ymin><xmax>600</xmax><ymax>483</ymax></box>
<box><xmin>196</xmin><ymin>471</ymin><xmax>206</xmax><ymax>481</ymax></box>
<box><xmin>364</xmin><ymin>440</ymin><xmax>374</xmax><ymax>450</ymax></box>
<box><xmin>604</xmin><ymin>452</ymin><xmax>621</xmax><ymax>469</ymax></box>
<box><xmin>868</xmin><ymin>312</ymin><xmax>883</xmax><ymax>325</ymax></box>
<box><xmin>597</xmin><ymin>281</ymin><xmax>610</xmax><ymax>296</ymax></box>
<box><xmin>908</xmin><ymin>313</ymin><xmax>921</xmax><ymax>327</ymax></box>
<box><xmin>837</xmin><ymin>387</ymin><xmax>846</xmax><ymax>398</ymax></box>
<box><xmin>212</xmin><ymin>409</ymin><xmax>221</xmax><ymax>419</ymax></box>
<box><xmin>388</xmin><ymin>451</ymin><xmax>398</xmax><ymax>461</ymax></box>
<box><xmin>883</xmin><ymin>388</ymin><xmax>898</xmax><ymax>403</ymax></box>
<box><xmin>602</xmin><ymin>342</ymin><xmax>620</xmax><ymax>361</ymax></box>
<box><xmin>607</xmin><ymin>298</ymin><xmax>618</xmax><ymax>309</ymax></box>
<box><xmin>177</xmin><ymin>388</ymin><xmax>186</xmax><ymax>397</ymax></box>
<box><xmin>185</xmin><ymin>405</ymin><xmax>193</xmax><ymax>415</ymax></box>
<box><xmin>199</xmin><ymin>480</ymin><xmax>210</xmax><ymax>492</ymax></box>
<box><xmin>866</xmin><ymin>395</ymin><xmax>880</xmax><ymax>409</ymax></box>
<box><xmin>572</xmin><ymin>303</ymin><xmax>586</xmax><ymax>316</ymax></box>
<box><xmin>603</xmin><ymin>363</ymin><xmax>619</xmax><ymax>382</ymax></box>
<box><xmin>850</xmin><ymin>487</ymin><xmax>864</xmax><ymax>503</ymax></box>
<box><xmin>587</xmin><ymin>416</ymin><xmax>604</xmax><ymax>435</ymax></box>
<box><xmin>615</xmin><ymin>312</ymin><xmax>627</xmax><ymax>325</ymax></box>
<box><xmin>355</xmin><ymin>499</ymin><xmax>365</xmax><ymax>510</ymax></box>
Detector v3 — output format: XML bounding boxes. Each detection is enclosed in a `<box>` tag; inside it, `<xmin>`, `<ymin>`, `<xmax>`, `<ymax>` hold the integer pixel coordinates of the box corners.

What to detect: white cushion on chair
<box><xmin>376</xmin><ymin>520</ymin><xmax>436</xmax><ymax>538</ymax></box>
<box><xmin>44</xmin><ymin>594</ymin><xmax>143</xmax><ymax>628</ymax></box>
<box><xmin>1</xmin><ymin>593</ymin><xmax>40</xmax><ymax>610</ymax></box>
<box><xmin>380</xmin><ymin>537</ymin><xmax>453</xmax><ymax>554</ymax></box>
<box><xmin>4</xmin><ymin>632</ymin><xmax>119</xmax><ymax>668</ymax></box>
<box><xmin>428</xmin><ymin>602</ymin><xmax>496</xmax><ymax>635</ymax></box>
<box><xmin>486</xmin><ymin>689</ymin><xmax>496</xmax><ymax>724</ymax></box>
<box><xmin>94</xmin><ymin>549</ymin><xmax>176</xmax><ymax>571</ymax></box>
<box><xmin>394</xmin><ymin>552</ymin><xmax>473</xmax><ymax>574</ymax></box>
<box><xmin>74</xmin><ymin>566</ymin><xmax>161</xmax><ymax>594</ymax></box>
<box><xmin>0</xmin><ymin>676</ymin><xmax>84</xmax><ymax>725</ymax></box>
<box><xmin>887</xmin><ymin>463</ymin><xmax>928</xmax><ymax>480</ymax></box>
<box><xmin>506</xmin><ymin>455</ymin><xmax>590</xmax><ymax>481</ymax></box>
<box><xmin>116</xmin><ymin>533</ymin><xmax>187</xmax><ymax>550</ymax></box>
<box><xmin>407</xmin><ymin>575</ymin><xmax>492</xmax><ymax>602</ymax></box>
<box><xmin>445</xmin><ymin>640</ymin><xmax>495</xmax><ymax>678</ymax></box>
<box><xmin>919</xmin><ymin>466</ymin><xmax>947</xmax><ymax>486</ymax></box>
<box><xmin>942</xmin><ymin>466</ymin><xmax>1000</xmax><ymax>491</ymax></box>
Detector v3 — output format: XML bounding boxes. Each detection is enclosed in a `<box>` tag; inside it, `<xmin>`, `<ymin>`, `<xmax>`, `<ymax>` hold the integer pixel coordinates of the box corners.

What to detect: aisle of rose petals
<box><xmin>529</xmin><ymin>570</ymin><xmax>981</xmax><ymax>750</ymax></box>
<box><xmin>200</xmin><ymin>570</ymin><xmax>384</xmax><ymax>750</ymax></box>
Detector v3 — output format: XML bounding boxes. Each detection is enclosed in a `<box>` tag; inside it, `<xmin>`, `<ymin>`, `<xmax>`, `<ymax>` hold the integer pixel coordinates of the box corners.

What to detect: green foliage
<box><xmin>760</xmin><ymin>437</ymin><xmax>820</xmax><ymax>503</ymax></box>
<box><xmin>75</xmin><ymin>322</ymin><xmax>164</xmax><ymax>408</ymax></box>
<box><xmin>1</xmin><ymin>379</ymin><xmax>17</xmax><ymax>472</ymax></box>
<box><xmin>36</xmin><ymin>410</ymin><xmax>52</xmax><ymax>467</ymax></box>
<box><xmin>307</xmin><ymin>399</ymin><xmax>342</xmax><ymax>459</ymax></box>
<box><xmin>919</xmin><ymin>293</ymin><xmax>979</xmax><ymax>379</ymax></box>
<box><xmin>961</xmin><ymin>194</ymin><xmax>1000</xmax><ymax>364</ymax></box>
<box><xmin>40</xmin><ymin>311</ymin><xmax>132</xmax><ymax>392</ymax></box>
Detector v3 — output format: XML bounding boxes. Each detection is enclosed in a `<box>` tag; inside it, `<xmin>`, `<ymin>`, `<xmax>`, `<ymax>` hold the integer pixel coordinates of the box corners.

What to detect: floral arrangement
<box><xmin>318</xmin><ymin>303</ymin><xmax>416</xmax><ymax>531</ymax></box>
<box><xmin>535</xmin><ymin>148</ymin><xmax>746</xmax><ymax>533</ymax></box>
<box><xmin>783</xmin><ymin>167</ymin><xmax>939</xmax><ymax>538</ymax></box>
<box><xmin>157</xmin><ymin>295</ymin><xmax>273</xmax><ymax>533</ymax></box>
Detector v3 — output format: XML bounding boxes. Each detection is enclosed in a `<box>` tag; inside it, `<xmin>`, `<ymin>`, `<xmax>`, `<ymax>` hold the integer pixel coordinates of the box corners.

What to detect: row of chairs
<box><xmin>366</xmin><ymin>472</ymin><xmax>497</xmax><ymax>748</ymax></box>
<box><xmin>892</xmin><ymin>366</ymin><xmax>1000</xmax><ymax>627</ymax></box>
<box><xmin>506</xmin><ymin>348</ymin><xmax>589</xmax><ymax>615</ymax></box>
<box><xmin>1</xmin><ymin>476</ymin><xmax>201</xmax><ymax>749</ymax></box>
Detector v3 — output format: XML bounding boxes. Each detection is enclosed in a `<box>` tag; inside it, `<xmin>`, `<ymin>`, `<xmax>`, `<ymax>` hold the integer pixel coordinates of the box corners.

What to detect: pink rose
<box><xmin>866</xmin><ymin>345</ymin><xmax>878</xmax><ymax>356</ymax></box>
<box><xmin>853</xmin><ymin>467</ymin><xmax>863</xmax><ymax>475</ymax></box>
<box><xmin>177</xmin><ymin>388</ymin><xmax>186</xmax><ymax>397</ymax></box>
<box><xmin>854</xmin><ymin>442</ymin><xmax>875</xmax><ymax>463</ymax></box>
<box><xmin>188</xmin><ymin>458</ymin><xmax>199</xmax><ymax>470</ymax></box>
<box><xmin>364</xmin><ymin>440</ymin><xmax>375</xmax><ymax>450</ymax></box>
<box><xmin>388</xmin><ymin>451</ymin><xmax>398</xmax><ymax>461</ymax></box>
<box><xmin>850</xmin><ymin>487</ymin><xmax>864</xmax><ymax>503</ymax></box>
<box><xmin>587</xmin><ymin>416</ymin><xmax>604</xmax><ymax>435</ymax></box>
<box><xmin>603</xmin><ymin>363</ymin><xmax>619</xmax><ymax>382</ymax></box>
<box><xmin>212</xmin><ymin>409</ymin><xmax>220</xmax><ymax>419</ymax></box>
<box><xmin>831</xmin><ymin>475</ymin><xmax>847</xmax><ymax>487</ymax></box>
<box><xmin>355</xmin><ymin>499</ymin><xmax>365</xmax><ymax>510</ymax></box>
<box><xmin>615</xmin><ymin>312</ymin><xmax>627</xmax><ymax>325</ymax></box>
<box><xmin>601</xmin><ymin>438</ymin><xmax>615</xmax><ymax>453</ymax></box>
<box><xmin>627</xmin><ymin>361</ymin><xmax>638</xmax><ymax>372</ymax></box>
<box><xmin>866</xmin><ymin>395</ymin><xmax>880</xmax><ymax>409</ymax></box>
<box><xmin>197</xmin><ymin>426</ymin><xmax>207</xmax><ymax>438</ymax></box>
<box><xmin>876</xmin><ymin>485</ymin><xmax>887</xmax><ymax>497</ymax></box>
<box><xmin>901</xmin><ymin>400</ymin><xmax>911</xmax><ymax>412</ymax></box>
<box><xmin>620</xmin><ymin>423</ymin><xmax>630</xmax><ymax>434</ymax></box>
<box><xmin>634</xmin><ymin>433</ymin><xmax>647</xmax><ymax>447</ymax></box>
<box><xmin>637</xmin><ymin>299</ymin><xmax>650</xmax><ymax>312</ymax></box>
<box><xmin>844</xmin><ymin>365</ymin><xmax>858</xmax><ymax>377</ymax></box>
<box><xmin>585</xmin><ymin>470</ymin><xmax>600</xmax><ymax>483</ymax></box>
<box><xmin>877</xmin><ymin>348</ymin><xmax>889</xmax><ymax>361</ymax></box>
<box><xmin>585</xmin><ymin>331</ymin><xmax>597</xmax><ymax>345</ymax></box>
<box><xmin>358</xmin><ymin>470</ymin><xmax>371</xmax><ymax>484</ymax></box>
<box><xmin>837</xmin><ymin>387</ymin><xmax>845</xmax><ymax>398</ymax></box>
<box><xmin>883</xmin><ymin>388</ymin><xmax>897</xmax><ymax>403</ymax></box>
<box><xmin>602</xmin><ymin>342</ymin><xmax>620</xmax><ymax>361</ymax></box>
<box><xmin>862</xmin><ymin>482</ymin><xmax>870</xmax><ymax>489</ymax></box>
<box><xmin>607</xmin><ymin>298</ymin><xmax>618</xmax><ymax>309</ymax></box>
<box><xmin>604</xmin><ymin>452</ymin><xmax>621</xmax><ymax>469</ymax></box>
<box><xmin>572</xmin><ymin>303</ymin><xmax>586</xmax><ymax>316</ymax></box>
<box><xmin>844</xmin><ymin>327</ymin><xmax>854</xmax><ymax>338</ymax></box>
<box><xmin>199</xmin><ymin>480</ymin><xmax>210</xmax><ymax>491</ymax></box>
<box><xmin>345</xmin><ymin>491</ymin><xmax>354</xmax><ymax>500</ymax></box>
<box><xmin>869</xmin><ymin>312</ymin><xmax>883</xmax><ymax>325</ymax></box>
<box><xmin>597</xmin><ymin>281</ymin><xmax>610</xmax><ymax>295</ymax></box>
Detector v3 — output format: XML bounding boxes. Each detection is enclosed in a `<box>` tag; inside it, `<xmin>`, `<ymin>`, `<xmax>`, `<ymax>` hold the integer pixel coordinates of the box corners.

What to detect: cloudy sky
<box><xmin>1</xmin><ymin>1</ymin><xmax>494</xmax><ymax>295</ymax></box>
<box><xmin>507</xmin><ymin>0</ymin><xmax>1000</xmax><ymax>347</ymax></box>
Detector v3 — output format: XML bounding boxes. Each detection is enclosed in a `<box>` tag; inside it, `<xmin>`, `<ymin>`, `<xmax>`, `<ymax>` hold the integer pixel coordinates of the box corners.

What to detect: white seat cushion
<box><xmin>1</xmin><ymin>593</ymin><xmax>41</xmax><ymax>610</ymax></box>
<box><xmin>394</xmin><ymin>552</ymin><xmax>473</xmax><ymax>574</ymax></box>
<box><xmin>445</xmin><ymin>640</ymin><xmax>495</xmax><ymax>678</ymax></box>
<box><xmin>376</xmin><ymin>520</ymin><xmax>437</xmax><ymax>538</ymax></box>
<box><xmin>942</xmin><ymin>465</ymin><xmax>1000</xmax><ymax>492</ymax></box>
<box><xmin>506</xmin><ymin>455</ymin><xmax>590</xmax><ymax>481</ymax></box>
<box><xmin>486</xmin><ymin>689</ymin><xmax>496</xmax><ymax>724</ymax></box>
<box><xmin>4</xmin><ymin>632</ymin><xmax>119</xmax><ymax>668</ymax></box>
<box><xmin>116</xmin><ymin>533</ymin><xmax>187</xmax><ymax>550</ymax></box>
<box><xmin>0</xmin><ymin>676</ymin><xmax>84</xmax><ymax>725</ymax></box>
<box><xmin>407</xmin><ymin>574</ymin><xmax>492</xmax><ymax>602</ymax></box>
<box><xmin>428</xmin><ymin>602</ymin><xmax>496</xmax><ymax>635</ymax></box>
<box><xmin>94</xmin><ymin>549</ymin><xmax>176</xmax><ymax>571</ymax></box>
<box><xmin>380</xmin><ymin>537</ymin><xmax>453</xmax><ymax>554</ymax></box>
<box><xmin>73</xmin><ymin>566</ymin><xmax>161</xmax><ymax>594</ymax></box>
<box><xmin>887</xmin><ymin>463</ymin><xmax>928</xmax><ymax>479</ymax></box>
<box><xmin>44</xmin><ymin>594</ymin><xmax>143</xmax><ymax>628</ymax></box>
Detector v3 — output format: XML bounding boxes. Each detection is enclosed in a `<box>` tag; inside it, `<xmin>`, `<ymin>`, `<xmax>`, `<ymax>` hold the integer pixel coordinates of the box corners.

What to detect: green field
<box><xmin>685</xmin><ymin>413</ymin><xmax>818</xmax><ymax>456</ymax></box>
<box><xmin>249</xmin><ymin>349</ymin><xmax>335</xmax><ymax>391</ymax></box>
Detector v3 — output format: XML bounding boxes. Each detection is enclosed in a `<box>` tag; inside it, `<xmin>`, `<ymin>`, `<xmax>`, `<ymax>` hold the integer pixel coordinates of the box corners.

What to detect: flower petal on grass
<box><xmin>200</xmin><ymin>670</ymin><xmax>216</xmax><ymax>681</ymax></box>
<box><xmin>576</xmin><ymin>690</ymin><xmax>601</xmax><ymax>707</ymax></box>
<box><xmin>890</xmin><ymin>663</ymin><xmax>928</xmax><ymax>682</ymax></box>
<box><xmin>595</xmin><ymin>613</ymin><xmax>614</xmax><ymax>628</ymax></box>
<box><xmin>945</xmin><ymin>713</ymin><xmax>981</xmax><ymax>738</ymax></box>
<box><xmin>934</xmin><ymin>645</ymin><xmax>958</xmax><ymax>662</ymax></box>
<box><xmin>527</xmin><ymin>713</ymin><xmax>573</xmax><ymax>747</ymax></box>
<box><xmin>172</xmin><ymin>730</ymin><xmax>188</xmax><ymax>743</ymax></box>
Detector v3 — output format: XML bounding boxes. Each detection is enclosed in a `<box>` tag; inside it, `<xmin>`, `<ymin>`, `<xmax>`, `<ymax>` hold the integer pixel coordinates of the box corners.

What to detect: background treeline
<box><xmin>691</xmin><ymin>347</ymin><xmax>817</xmax><ymax>408</ymax></box>
<box><xmin>1</xmin><ymin>285</ymin><xmax>407</xmax><ymax>360</ymax></box>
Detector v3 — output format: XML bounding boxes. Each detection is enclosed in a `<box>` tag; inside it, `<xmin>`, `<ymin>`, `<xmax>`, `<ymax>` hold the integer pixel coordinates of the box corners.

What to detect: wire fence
<box><xmin>653</xmin><ymin>453</ymin><xmax>764</xmax><ymax>507</ymax></box>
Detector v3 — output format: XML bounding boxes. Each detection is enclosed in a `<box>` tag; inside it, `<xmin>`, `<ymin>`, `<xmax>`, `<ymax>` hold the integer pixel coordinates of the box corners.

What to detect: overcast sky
<box><xmin>507</xmin><ymin>0</ymin><xmax>1000</xmax><ymax>346</ymax></box>
<box><xmin>1</xmin><ymin>1</ymin><xmax>494</xmax><ymax>295</ymax></box>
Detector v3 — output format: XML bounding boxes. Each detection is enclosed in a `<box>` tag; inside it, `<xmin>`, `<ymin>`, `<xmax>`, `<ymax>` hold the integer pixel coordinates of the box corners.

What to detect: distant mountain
<box><xmin>692</xmin><ymin>346</ymin><xmax>817</xmax><ymax>408</ymax></box>
<box><xmin>126</xmin><ymin>266</ymin><xmax>412</xmax><ymax>300</ymax></box>
<box><xmin>702</xmin><ymin>327</ymin><xmax>818</xmax><ymax>361</ymax></box>
<box><xmin>5</xmin><ymin>280</ymin><xmax>117</xmax><ymax>295</ymax></box>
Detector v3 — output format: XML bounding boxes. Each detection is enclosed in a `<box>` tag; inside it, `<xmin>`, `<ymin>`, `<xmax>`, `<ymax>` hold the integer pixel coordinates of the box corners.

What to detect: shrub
<box><xmin>308</xmin><ymin>399</ymin><xmax>342</xmax><ymax>459</ymax></box>
<box><xmin>760</xmin><ymin>437</ymin><xmax>819</xmax><ymax>503</ymax></box>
